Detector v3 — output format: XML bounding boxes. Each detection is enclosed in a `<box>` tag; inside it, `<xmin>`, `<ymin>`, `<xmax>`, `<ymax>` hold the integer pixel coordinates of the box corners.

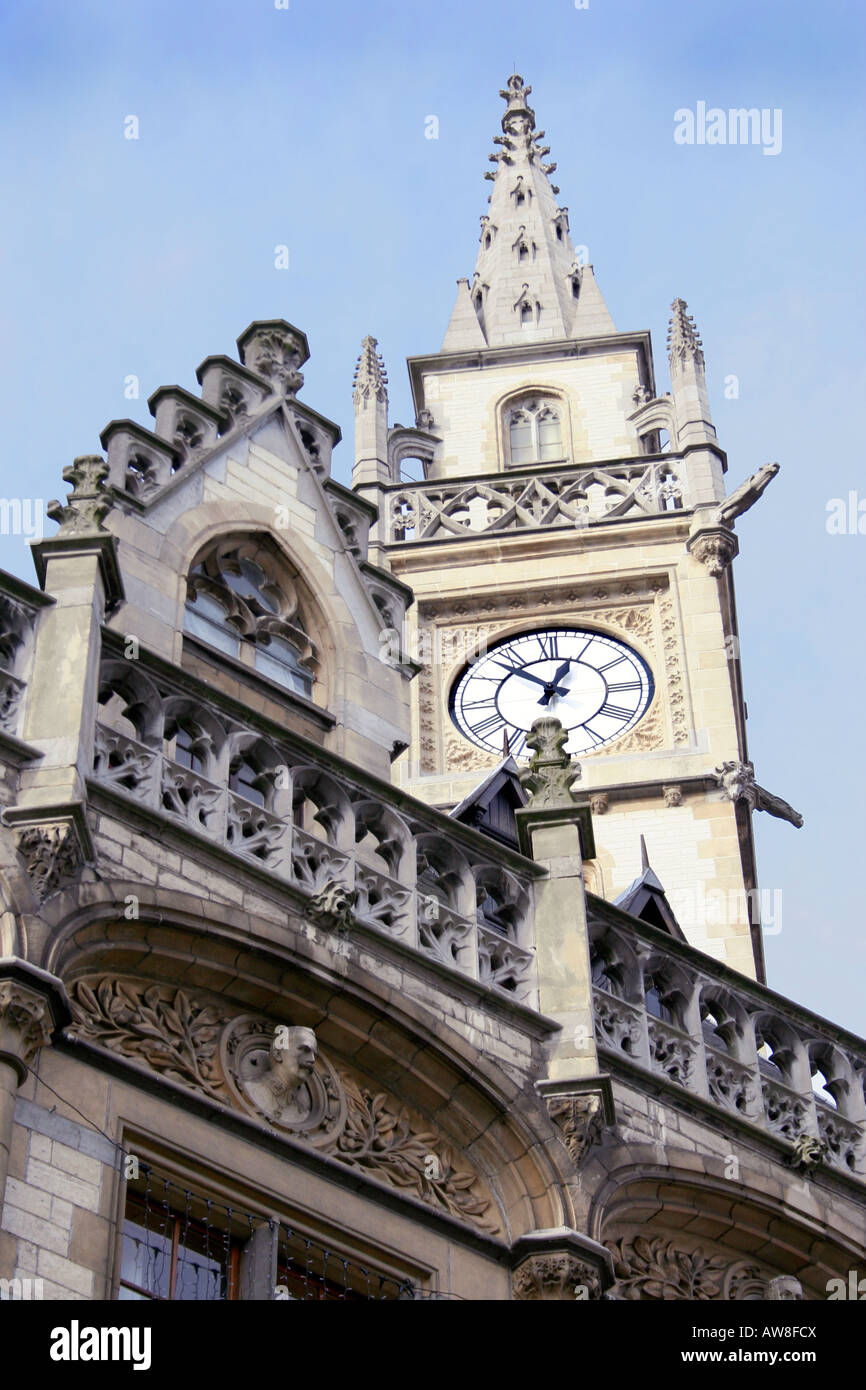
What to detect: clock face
<box><xmin>449</xmin><ymin>627</ymin><xmax>654</xmax><ymax>759</ymax></box>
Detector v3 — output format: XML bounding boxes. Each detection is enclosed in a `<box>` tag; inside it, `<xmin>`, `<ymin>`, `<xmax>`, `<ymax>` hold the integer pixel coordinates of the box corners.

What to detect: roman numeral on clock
<box><xmin>597</xmin><ymin>702</ymin><xmax>633</xmax><ymax>721</ymax></box>
<box><xmin>607</xmin><ymin>681</ymin><xmax>641</xmax><ymax>693</ymax></box>
<box><xmin>469</xmin><ymin>713</ymin><xmax>506</xmax><ymax>739</ymax></box>
<box><xmin>535</xmin><ymin>633</ymin><xmax>560</xmax><ymax>660</ymax></box>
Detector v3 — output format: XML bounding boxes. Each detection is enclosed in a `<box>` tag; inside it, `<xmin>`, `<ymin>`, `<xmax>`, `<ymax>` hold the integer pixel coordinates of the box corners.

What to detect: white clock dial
<box><xmin>449</xmin><ymin>627</ymin><xmax>654</xmax><ymax>758</ymax></box>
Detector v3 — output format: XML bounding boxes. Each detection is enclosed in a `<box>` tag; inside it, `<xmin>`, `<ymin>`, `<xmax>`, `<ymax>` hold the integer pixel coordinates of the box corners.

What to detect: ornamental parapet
<box><xmin>90</xmin><ymin>637</ymin><xmax>542</xmax><ymax>1007</ymax></box>
<box><xmin>588</xmin><ymin>897</ymin><xmax>866</xmax><ymax>1181</ymax></box>
<box><xmin>387</xmin><ymin>457</ymin><xmax>686</xmax><ymax>543</ymax></box>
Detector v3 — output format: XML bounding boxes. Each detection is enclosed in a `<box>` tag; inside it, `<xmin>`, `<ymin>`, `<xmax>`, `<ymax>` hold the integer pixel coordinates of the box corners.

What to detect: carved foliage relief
<box><xmin>608</xmin><ymin>1235</ymin><xmax>766</xmax><ymax>1301</ymax></box>
<box><xmin>68</xmin><ymin>976</ymin><xmax>501</xmax><ymax>1234</ymax></box>
<box><xmin>418</xmin><ymin>578</ymin><xmax>688</xmax><ymax>774</ymax></box>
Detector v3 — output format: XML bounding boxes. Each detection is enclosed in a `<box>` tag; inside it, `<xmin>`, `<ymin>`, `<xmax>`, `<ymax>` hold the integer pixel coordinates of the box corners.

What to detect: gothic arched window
<box><xmin>184</xmin><ymin>539</ymin><xmax>317</xmax><ymax>699</ymax></box>
<box><xmin>507</xmin><ymin>399</ymin><xmax>564</xmax><ymax>465</ymax></box>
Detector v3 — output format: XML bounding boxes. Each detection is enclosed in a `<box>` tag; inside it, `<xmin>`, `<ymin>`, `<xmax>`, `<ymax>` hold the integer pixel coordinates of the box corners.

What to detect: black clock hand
<box><xmin>549</xmin><ymin>659</ymin><xmax>571</xmax><ymax>687</ymax></box>
<box><xmin>493</xmin><ymin>663</ymin><xmax>554</xmax><ymax>692</ymax></box>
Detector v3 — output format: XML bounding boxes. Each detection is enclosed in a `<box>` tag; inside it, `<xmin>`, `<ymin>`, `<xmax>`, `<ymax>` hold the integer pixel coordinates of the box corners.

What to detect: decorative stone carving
<box><xmin>767</xmin><ymin>1275</ymin><xmax>804</xmax><ymax>1300</ymax></box>
<box><xmin>512</xmin><ymin>1252</ymin><xmax>602</xmax><ymax>1301</ymax></box>
<box><xmin>663</xmin><ymin>784</ymin><xmax>683</xmax><ymax>808</ymax></box>
<box><xmin>352</xmin><ymin>336</ymin><xmax>388</xmax><ymax>406</ymax></box>
<box><xmin>336</xmin><ymin>1072</ymin><xmax>499</xmax><ymax>1232</ymax></box>
<box><xmin>712</xmin><ymin>462</ymin><xmax>779</xmax><ymax>529</ymax></box>
<box><xmin>519</xmin><ymin>716</ymin><xmax>582</xmax><ymax>808</ymax></box>
<box><xmin>46</xmin><ymin>456</ymin><xmax>111</xmax><ymax>536</ymax></box>
<box><xmin>239</xmin><ymin>323</ymin><xmax>307</xmax><ymax>396</ymax></box>
<box><xmin>306</xmin><ymin>878</ymin><xmax>358</xmax><ymax>933</ymax></box>
<box><xmin>609</xmin><ymin>1235</ymin><xmax>762</xmax><ymax>1301</ymax></box>
<box><xmin>790</xmin><ymin>1133</ymin><xmax>828</xmax><ymax>1171</ymax></box>
<box><xmin>715</xmin><ymin>761</ymin><xmax>803</xmax><ymax>828</ymax></box>
<box><xmin>221</xmin><ymin>1018</ymin><xmax>345</xmax><ymax>1144</ymax></box>
<box><xmin>0</xmin><ymin>980</ymin><xmax>54</xmax><ymax>1078</ymax></box>
<box><xmin>417</xmin><ymin>582</ymin><xmax>680</xmax><ymax>773</ymax></box>
<box><xmin>668</xmin><ymin>298</ymin><xmax>705</xmax><ymax>368</ymax></box>
<box><xmin>68</xmin><ymin>978</ymin><xmax>231</xmax><ymax>1101</ymax></box>
<box><xmin>391</xmin><ymin>463</ymin><xmax>686</xmax><ymax>544</ymax></box>
<box><xmin>589</xmin><ymin>793</ymin><xmax>608</xmax><ymax>816</ymax></box>
<box><xmin>68</xmin><ymin>975</ymin><xmax>501</xmax><ymax>1234</ymax></box>
<box><xmin>545</xmin><ymin>1092</ymin><xmax>605</xmax><ymax>1165</ymax></box>
<box><xmin>687</xmin><ymin>528</ymin><xmax>738</xmax><ymax>576</ymax></box>
<box><xmin>16</xmin><ymin>822</ymin><xmax>84</xmax><ymax>902</ymax></box>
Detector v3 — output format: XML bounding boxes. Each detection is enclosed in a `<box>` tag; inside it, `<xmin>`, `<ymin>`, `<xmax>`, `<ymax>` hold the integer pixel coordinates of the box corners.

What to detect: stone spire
<box><xmin>352</xmin><ymin>336</ymin><xmax>390</xmax><ymax>491</ymax></box>
<box><xmin>442</xmin><ymin>74</ymin><xmax>615</xmax><ymax>351</ymax></box>
<box><xmin>667</xmin><ymin>298</ymin><xmax>705</xmax><ymax>368</ymax></box>
<box><xmin>352</xmin><ymin>336</ymin><xmax>389</xmax><ymax>407</ymax></box>
<box><xmin>667</xmin><ymin>298</ymin><xmax>716</xmax><ymax>447</ymax></box>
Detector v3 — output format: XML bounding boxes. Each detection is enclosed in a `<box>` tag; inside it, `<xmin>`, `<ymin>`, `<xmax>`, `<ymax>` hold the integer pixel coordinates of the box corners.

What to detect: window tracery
<box><xmin>184</xmin><ymin>539</ymin><xmax>317</xmax><ymax>698</ymax></box>
<box><xmin>507</xmin><ymin>398</ymin><xmax>564</xmax><ymax>465</ymax></box>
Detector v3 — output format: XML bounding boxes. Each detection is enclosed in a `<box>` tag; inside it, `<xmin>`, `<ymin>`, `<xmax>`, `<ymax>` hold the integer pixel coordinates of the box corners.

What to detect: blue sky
<box><xmin>0</xmin><ymin>0</ymin><xmax>864</xmax><ymax>1032</ymax></box>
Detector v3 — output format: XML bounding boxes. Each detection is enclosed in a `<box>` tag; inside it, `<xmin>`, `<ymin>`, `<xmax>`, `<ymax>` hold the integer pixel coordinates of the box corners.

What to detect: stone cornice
<box><xmin>407</xmin><ymin>329</ymin><xmax>657</xmax><ymax>415</ymax></box>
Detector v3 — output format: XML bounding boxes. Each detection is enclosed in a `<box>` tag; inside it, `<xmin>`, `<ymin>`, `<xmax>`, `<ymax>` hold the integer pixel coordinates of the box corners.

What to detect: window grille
<box><xmin>119</xmin><ymin>1167</ymin><xmax>416</xmax><ymax>1302</ymax></box>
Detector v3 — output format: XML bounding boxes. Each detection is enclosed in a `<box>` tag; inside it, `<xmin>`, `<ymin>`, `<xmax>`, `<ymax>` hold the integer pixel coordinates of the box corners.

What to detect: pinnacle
<box><xmin>352</xmin><ymin>336</ymin><xmax>389</xmax><ymax>405</ymax></box>
<box><xmin>667</xmin><ymin>299</ymin><xmax>705</xmax><ymax>367</ymax></box>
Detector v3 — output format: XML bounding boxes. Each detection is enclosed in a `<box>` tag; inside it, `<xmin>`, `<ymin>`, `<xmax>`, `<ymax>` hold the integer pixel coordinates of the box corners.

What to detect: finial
<box><xmin>352</xmin><ymin>336</ymin><xmax>389</xmax><ymax>407</ymax></box>
<box><xmin>667</xmin><ymin>298</ymin><xmax>705</xmax><ymax>368</ymax></box>
<box><xmin>518</xmin><ymin>716</ymin><xmax>582</xmax><ymax>808</ymax></box>
<box><xmin>498</xmin><ymin>73</ymin><xmax>535</xmax><ymax>137</ymax></box>
<box><xmin>47</xmin><ymin>456</ymin><xmax>112</xmax><ymax>536</ymax></box>
<box><xmin>237</xmin><ymin>320</ymin><xmax>308</xmax><ymax>397</ymax></box>
<box><xmin>640</xmin><ymin>834</ymin><xmax>650</xmax><ymax>872</ymax></box>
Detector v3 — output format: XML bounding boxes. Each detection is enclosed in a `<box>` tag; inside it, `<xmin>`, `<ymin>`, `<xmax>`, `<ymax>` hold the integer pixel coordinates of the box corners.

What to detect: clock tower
<box><xmin>352</xmin><ymin>74</ymin><xmax>800</xmax><ymax>980</ymax></box>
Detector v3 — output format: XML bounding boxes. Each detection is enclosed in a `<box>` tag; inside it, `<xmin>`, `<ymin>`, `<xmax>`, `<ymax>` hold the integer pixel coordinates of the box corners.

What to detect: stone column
<box><xmin>3</xmin><ymin>458</ymin><xmax>123</xmax><ymax>885</ymax></box>
<box><xmin>0</xmin><ymin>959</ymin><xmax>70</xmax><ymax>1213</ymax></box>
<box><xmin>515</xmin><ymin>717</ymin><xmax>599</xmax><ymax>1081</ymax></box>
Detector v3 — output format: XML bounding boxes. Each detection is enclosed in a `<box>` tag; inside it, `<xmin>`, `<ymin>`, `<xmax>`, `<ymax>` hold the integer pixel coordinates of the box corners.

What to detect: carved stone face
<box><xmin>767</xmin><ymin>1275</ymin><xmax>803</xmax><ymax>1301</ymax></box>
<box><xmin>270</xmin><ymin>1026</ymin><xmax>317</xmax><ymax>1092</ymax></box>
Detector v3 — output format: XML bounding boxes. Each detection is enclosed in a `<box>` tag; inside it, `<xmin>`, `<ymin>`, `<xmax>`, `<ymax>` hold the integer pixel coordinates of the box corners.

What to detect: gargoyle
<box><xmin>712</xmin><ymin>462</ymin><xmax>780</xmax><ymax>529</ymax></box>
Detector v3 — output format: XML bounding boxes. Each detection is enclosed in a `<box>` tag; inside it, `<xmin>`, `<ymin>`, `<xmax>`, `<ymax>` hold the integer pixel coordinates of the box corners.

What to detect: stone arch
<box><xmin>289</xmin><ymin>764</ymin><xmax>354</xmax><ymax>851</ymax></box>
<box><xmin>352</xmin><ymin>798</ymin><xmax>414</xmax><ymax>883</ymax></box>
<box><xmin>588</xmin><ymin>1153</ymin><xmax>865</xmax><ymax>1300</ymax></box>
<box><xmin>226</xmin><ymin>731</ymin><xmax>291</xmax><ymax>817</ymax></box>
<box><xmin>158</xmin><ymin>506</ymin><xmax>350</xmax><ymax>711</ymax></box>
<box><xmin>96</xmin><ymin>659</ymin><xmax>163</xmax><ymax>744</ymax></box>
<box><xmin>44</xmin><ymin>887</ymin><xmax>577</xmax><ymax>1242</ymax></box>
<box><xmin>496</xmin><ymin>384</ymin><xmax>571</xmax><ymax>470</ymax></box>
<box><xmin>473</xmin><ymin>863</ymin><xmax>531</xmax><ymax>945</ymax></box>
<box><xmin>414</xmin><ymin>833</ymin><xmax>475</xmax><ymax>919</ymax></box>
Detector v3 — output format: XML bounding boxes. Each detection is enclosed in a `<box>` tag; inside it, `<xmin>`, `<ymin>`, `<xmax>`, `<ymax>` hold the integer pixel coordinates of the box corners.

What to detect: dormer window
<box><xmin>507</xmin><ymin>398</ymin><xmax>564</xmax><ymax>465</ymax></box>
<box><xmin>184</xmin><ymin>539</ymin><xmax>317</xmax><ymax>700</ymax></box>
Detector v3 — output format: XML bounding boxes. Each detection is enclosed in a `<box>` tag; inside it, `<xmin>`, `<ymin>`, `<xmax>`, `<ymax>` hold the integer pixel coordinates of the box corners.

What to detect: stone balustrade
<box><xmin>0</xmin><ymin>580</ymin><xmax>50</xmax><ymax>741</ymax></box>
<box><xmin>387</xmin><ymin>457</ymin><xmax>685</xmax><ymax>543</ymax></box>
<box><xmin>91</xmin><ymin>648</ymin><xmax>539</xmax><ymax>1005</ymax></box>
<box><xmin>589</xmin><ymin>898</ymin><xmax>866</xmax><ymax>1181</ymax></box>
